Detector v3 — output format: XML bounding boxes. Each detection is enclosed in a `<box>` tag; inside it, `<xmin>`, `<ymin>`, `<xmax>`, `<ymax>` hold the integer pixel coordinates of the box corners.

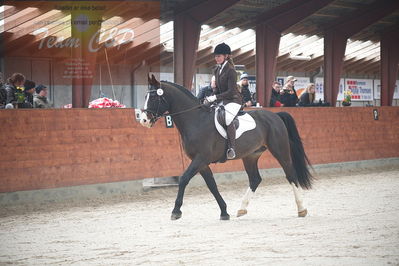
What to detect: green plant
<box><xmin>343</xmin><ymin>89</ymin><xmax>352</xmax><ymax>103</ymax></box>
<box><xmin>15</xmin><ymin>86</ymin><xmax>25</xmax><ymax>103</ymax></box>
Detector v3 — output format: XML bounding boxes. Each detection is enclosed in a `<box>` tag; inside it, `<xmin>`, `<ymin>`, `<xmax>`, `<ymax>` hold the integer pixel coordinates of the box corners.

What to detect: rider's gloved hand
<box><xmin>205</xmin><ymin>95</ymin><xmax>217</xmax><ymax>103</ymax></box>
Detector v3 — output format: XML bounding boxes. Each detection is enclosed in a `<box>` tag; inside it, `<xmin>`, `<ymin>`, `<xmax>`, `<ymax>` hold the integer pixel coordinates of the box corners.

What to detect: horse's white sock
<box><xmin>291</xmin><ymin>182</ymin><xmax>305</xmax><ymax>212</ymax></box>
<box><xmin>240</xmin><ymin>187</ymin><xmax>254</xmax><ymax>210</ymax></box>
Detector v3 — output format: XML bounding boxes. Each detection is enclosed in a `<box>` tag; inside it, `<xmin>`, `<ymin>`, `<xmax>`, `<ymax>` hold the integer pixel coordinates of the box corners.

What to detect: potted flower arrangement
<box><xmin>342</xmin><ymin>89</ymin><xmax>352</xmax><ymax>106</ymax></box>
<box><xmin>14</xmin><ymin>86</ymin><xmax>26</xmax><ymax>108</ymax></box>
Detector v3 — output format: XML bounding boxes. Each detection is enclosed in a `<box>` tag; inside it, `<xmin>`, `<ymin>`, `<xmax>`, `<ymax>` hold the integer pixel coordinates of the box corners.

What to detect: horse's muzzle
<box><xmin>139</xmin><ymin>112</ymin><xmax>154</xmax><ymax>128</ymax></box>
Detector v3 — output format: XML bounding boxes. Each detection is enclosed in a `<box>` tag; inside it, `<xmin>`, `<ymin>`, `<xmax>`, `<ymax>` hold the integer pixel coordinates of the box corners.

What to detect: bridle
<box><xmin>142</xmin><ymin>87</ymin><xmax>169</xmax><ymax>124</ymax></box>
<box><xmin>142</xmin><ymin>83</ymin><xmax>203</xmax><ymax>124</ymax></box>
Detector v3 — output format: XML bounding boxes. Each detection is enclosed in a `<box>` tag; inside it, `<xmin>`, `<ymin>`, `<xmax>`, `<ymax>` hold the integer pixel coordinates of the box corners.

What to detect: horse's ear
<box><xmin>151</xmin><ymin>74</ymin><xmax>160</xmax><ymax>87</ymax></box>
<box><xmin>148</xmin><ymin>74</ymin><xmax>152</xmax><ymax>86</ymax></box>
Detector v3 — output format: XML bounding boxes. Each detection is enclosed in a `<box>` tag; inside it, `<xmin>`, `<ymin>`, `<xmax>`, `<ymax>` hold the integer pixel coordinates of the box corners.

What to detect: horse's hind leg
<box><xmin>291</xmin><ymin>182</ymin><xmax>307</xmax><ymax>217</ymax></box>
<box><xmin>268</xmin><ymin>141</ymin><xmax>308</xmax><ymax>217</ymax></box>
<box><xmin>237</xmin><ymin>153</ymin><xmax>262</xmax><ymax>217</ymax></box>
<box><xmin>199</xmin><ymin>166</ymin><xmax>229</xmax><ymax>220</ymax></box>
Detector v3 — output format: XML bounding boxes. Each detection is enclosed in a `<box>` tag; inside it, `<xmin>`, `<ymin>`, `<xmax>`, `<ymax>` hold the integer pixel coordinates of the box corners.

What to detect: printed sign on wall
<box><xmin>344</xmin><ymin>79</ymin><xmax>373</xmax><ymax>101</ymax></box>
<box><xmin>373</xmin><ymin>80</ymin><xmax>399</xmax><ymax>100</ymax></box>
<box><xmin>314</xmin><ymin>78</ymin><xmax>345</xmax><ymax>101</ymax></box>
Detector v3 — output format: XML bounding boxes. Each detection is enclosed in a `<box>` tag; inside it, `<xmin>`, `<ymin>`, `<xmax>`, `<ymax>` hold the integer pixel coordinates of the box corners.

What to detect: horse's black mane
<box><xmin>161</xmin><ymin>81</ymin><xmax>198</xmax><ymax>101</ymax></box>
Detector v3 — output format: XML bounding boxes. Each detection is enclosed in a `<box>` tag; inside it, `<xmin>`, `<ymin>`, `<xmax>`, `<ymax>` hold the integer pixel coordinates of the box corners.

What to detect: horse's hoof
<box><xmin>171</xmin><ymin>212</ymin><xmax>182</xmax><ymax>220</ymax></box>
<box><xmin>220</xmin><ymin>214</ymin><xmax>230</xmax><ymax>220</ymax></box>
<box><xmin>298</xmin><ymin>209</ymin><xmax>307</xmax><ymax>217</ymax></box>
<box><xmin>237</xmin><ymin>209</ymin><xmax>247</xmax><ymax>217</ymax></box>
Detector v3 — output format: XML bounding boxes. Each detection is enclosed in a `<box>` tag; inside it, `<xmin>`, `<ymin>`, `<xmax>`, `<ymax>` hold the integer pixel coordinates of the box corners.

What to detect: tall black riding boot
<box><xmin>226</xmin><ymin>123</ymin><xmax>236</xmax><ymax>159</ymax></box>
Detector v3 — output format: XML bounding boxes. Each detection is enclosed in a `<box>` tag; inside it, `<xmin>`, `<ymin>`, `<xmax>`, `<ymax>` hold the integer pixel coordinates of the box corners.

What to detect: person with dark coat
<box><xmin>204</xmin><ymin>43</ymin><xmax>241</xmax><ymax>159</ymax></box>
<box><xmin>0</xmin><ymin>85</ymin><xmax>6</xmax><ymax>109</ymax></box>
<box><xmin>298</xmin><ymin>83</ymin><xmax>316</xmax><ymax>107</ymax></box>
<box><xmin>270</xmin><ymin>81</ymin><xmax>284</xmax><ymax>107</ymax></box>
<box><xmin>5</xmin><ymin>73</ymin><xmax>25</xmax><ymax>106</ymax></box>
<box><xmin>280</xmin><ymin>75</ymin><xmax>299</xmax><ymax>107</ymax></box>
<box><xmin>237</xmin><ymin>73</ymin><xmax>253</xmax><ymax>107</ymax></box>
<box><xmin>23</xmin><ymin>80</ymin><xmax>36</xmax><ymax>108</ymax></box>
<box><xmin>197</xmin><ymin>76</ymin><xmax>216</xmax><ymax>103</ymax></box>
<box><xmin>0</xmin><ymin>72</ymin><xmax>5</xmax><ymax>108</ymax></box>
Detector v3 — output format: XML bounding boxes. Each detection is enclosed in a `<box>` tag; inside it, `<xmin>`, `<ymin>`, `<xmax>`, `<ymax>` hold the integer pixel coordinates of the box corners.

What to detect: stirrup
<box><xmin>226</xmin><ymin>148</ymin><xmax>236</xmax><ymax>160</ymax></box>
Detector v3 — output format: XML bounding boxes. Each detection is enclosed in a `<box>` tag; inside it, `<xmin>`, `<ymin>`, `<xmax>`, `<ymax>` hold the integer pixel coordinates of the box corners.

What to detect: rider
<box><xmin>205</xmin><ymin>43</ymin><xmax>242</xmax><ymax>160</ymax></box>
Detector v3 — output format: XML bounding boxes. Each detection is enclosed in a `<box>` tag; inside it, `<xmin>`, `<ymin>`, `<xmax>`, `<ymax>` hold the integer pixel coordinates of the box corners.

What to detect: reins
<box><xmin>143</xmin><ymin>82</ymin><xmax>255</xmax><ymax>123</ymax></box>
<box><xmin>165</xmin><ymin>104</ymin><xmax>203</xmax><ymax>117</ymax></box>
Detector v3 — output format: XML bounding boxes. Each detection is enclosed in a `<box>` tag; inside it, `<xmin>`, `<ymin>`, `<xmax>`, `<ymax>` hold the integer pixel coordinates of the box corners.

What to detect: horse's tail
<box><xmin>276</xmin><ymin>112</ymin><xmax>313</xmax><ymax>189</ymax></box>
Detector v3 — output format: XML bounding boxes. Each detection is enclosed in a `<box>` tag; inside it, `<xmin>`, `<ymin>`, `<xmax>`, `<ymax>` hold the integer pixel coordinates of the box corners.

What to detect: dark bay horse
<box><xmin>140</xmin><ymin>75</ymin><xmax>313</xmax><ymax>220</ymax></box>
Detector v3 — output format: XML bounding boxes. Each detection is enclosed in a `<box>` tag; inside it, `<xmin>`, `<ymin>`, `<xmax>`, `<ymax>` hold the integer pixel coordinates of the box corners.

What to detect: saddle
<box><xmin>216</xmin><ymin>105</ymin><xmax>241</xmax><ymax>130</ymax></box>
<box><xmin>213</xmin><ymin>105</ymin><xmax>256</xmax><ymax>140</ymax></box>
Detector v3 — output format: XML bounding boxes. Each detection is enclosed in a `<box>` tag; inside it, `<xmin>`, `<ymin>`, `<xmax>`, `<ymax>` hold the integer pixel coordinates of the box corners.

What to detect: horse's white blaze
<box><xmin>143</xmin><ymin>93</ymin><xmax>149</xmax><ymax>110</ymax></box>
<box><xmin>140</xmin><ymin>94</ymin><xmax>152</xmax><ymax>127</ymax></box>
<box><xmin>239</xmin><ymin>187</ymin><xmax>254</xmax><ymax>211</ymax></box>
<box><xmin>291</xmin><ymin>183</ymin><xmax>305</xmax><ymax>212</ymax></box>
<box><xmin>139</xmin><ymin>112</ymin><xmax>151</xmax><ymax>128</ymax></box>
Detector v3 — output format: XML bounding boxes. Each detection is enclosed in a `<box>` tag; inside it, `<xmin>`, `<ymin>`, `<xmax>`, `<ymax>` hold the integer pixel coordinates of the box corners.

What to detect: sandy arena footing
<box><xmin>1</xmin><ymin>160</ymin><xmax>399</xmax><ymax>265</ymax></box>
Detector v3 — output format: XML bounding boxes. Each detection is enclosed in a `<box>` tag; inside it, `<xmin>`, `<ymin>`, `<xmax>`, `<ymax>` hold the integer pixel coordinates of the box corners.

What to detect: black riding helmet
<box><xmin>214</xmin><ymin>43</ymin><xmax>231</xmax><ymax>55</ymax></box>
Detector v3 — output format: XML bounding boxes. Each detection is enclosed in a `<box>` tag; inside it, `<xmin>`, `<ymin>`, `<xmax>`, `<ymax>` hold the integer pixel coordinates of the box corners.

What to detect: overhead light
<box><xmin>289</xmin><ymin>53</ymin><xmax>312</xmax><ymax>61</ymax></box>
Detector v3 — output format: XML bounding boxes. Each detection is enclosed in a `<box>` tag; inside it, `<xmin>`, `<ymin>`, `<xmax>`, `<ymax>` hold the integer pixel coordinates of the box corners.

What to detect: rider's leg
<box><xmin>225</xmin><ymin>103</ymin><xmax>241</xmax><ymax>159</ymax></box>
<box><xmin>226</xmin><ymin>123</ymin><xmax>236</xmax><ymax>159</ymax></box>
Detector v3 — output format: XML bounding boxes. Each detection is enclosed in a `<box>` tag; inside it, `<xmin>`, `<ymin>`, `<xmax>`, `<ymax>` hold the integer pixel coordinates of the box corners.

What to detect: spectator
<box><xmin>270</xmin><ymin>81</ymin><xmax>284</xmax><ymax>107</ymax></box>
<box><xmin>197</xmin><ymin>76</ymin><xmax>216</xmax><ymax>103</ymax></box>
<box><xmin>34</xmin><ymin>84</ymin><xmax>51</xmax><ymax>108</ymax></box>
<box><xmin>23</xmin><ymin>80</ymin><xmax>36</xmax><ymax>108</ymax></box>
<box><xmin>298</xmin><ymin>83</ymin><xmax>316</xmax><ymax>107</ymax></box>
<box><xmin>280</xmin><ymin>75</ymin><xmax>298</xmax><ymax>107</ymax></box>
<box><xmin>5</xmin><ymin>73</ymin><xmax>25</xmax><ymax>106</ymax></box>
<box><xmin>0</xmin><ymin>72</ymin><xmax>6</xmax><ymax>109</ymax></box>
<box><xmin>237</xmin><ymin>73</ymin><xmax>253</xmax><ymax>107</ymax></box>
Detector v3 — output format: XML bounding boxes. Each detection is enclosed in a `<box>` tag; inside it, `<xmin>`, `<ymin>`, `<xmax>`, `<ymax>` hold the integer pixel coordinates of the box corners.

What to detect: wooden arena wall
<box><xmin>1</xmin><ymin>107</ymin><xmax>398</xmax><ymax>193</ymax></box>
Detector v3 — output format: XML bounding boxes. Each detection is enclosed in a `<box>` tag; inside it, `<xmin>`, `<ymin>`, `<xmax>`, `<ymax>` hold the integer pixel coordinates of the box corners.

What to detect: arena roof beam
<box><xmin>0</xmin><ymin>6</ymin><xmax>52</xmax><ymax>34</ymax></box>
<box><xmin>173</xmin><ymin>0</ymin><xmax>239</xmax><ymax>89</ymax></box>
<box><xmin>380</xmin><ymin>26</ymin><xmax>399</xmax><ymax>106</ymax></box>
<box><xmin>255</xmin><ymin>0</ymin><xmax>334</xmax><ymax>107</ymax></box>
<box><xmin>5</xmin><ymin>10</ymin><xmax>65</xmax><ymax>43</ymax></box>
<box><xmin>323</xmin><ymin>0</ymin><xmax>399</xmax><ymax>106</ymax></box>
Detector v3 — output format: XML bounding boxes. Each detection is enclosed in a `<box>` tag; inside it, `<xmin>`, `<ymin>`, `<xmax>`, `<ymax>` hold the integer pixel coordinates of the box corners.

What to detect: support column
<box><xmin>255</xmin><ymin>0</ymin><xmax>334</xmax><ymax>106</ymax></box>
<box><xmin>173</xmin><ymin>0</ymin><xmax>240</xmax><ymax>90</ymax></box>
<box><xmin>71</xmin><ymin>8</ymin><xmax>103</xmax><ymax>108</ymax></box>
<box><xmin>323</xmin><ymin>31</ymin><xmax>347</xmax><ymax>106</ymax></box>
<box><xmin>255</xmin><ymin>24</ymin><xmax>280</xmax><ymax>107</ymax></box>
<box><xmin>173</xmin><ymin>14</ymin><xmax>201</xmax><ymax>89</ymax></box>
<box><xmin>322</xmin><ymin>0</ymin><xmax>399</xmax><ymax>107</ymax></box>
<box><xmin>71</xmin><ymin>22</ymin><xmax>83</xmax><ymax>108</ymax></box>
<box><xmin>380</xmin><ymin>30</ymin><xmax>399</xmax><ymax>106</ymax></box>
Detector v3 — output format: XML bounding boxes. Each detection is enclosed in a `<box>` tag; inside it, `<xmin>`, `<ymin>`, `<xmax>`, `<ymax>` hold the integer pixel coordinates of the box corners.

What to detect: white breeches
<box><xmin>221</xmin><ymin>102</ymin><xmax>241</xmax><ymax>126</ymax></box>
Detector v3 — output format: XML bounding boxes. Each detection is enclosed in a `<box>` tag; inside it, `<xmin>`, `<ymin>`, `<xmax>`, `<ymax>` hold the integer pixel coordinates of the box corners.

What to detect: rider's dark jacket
<box><xmin>213</xmin><ymin>62</ymin><xmax>242</xmax><ymax>105</ymax></box>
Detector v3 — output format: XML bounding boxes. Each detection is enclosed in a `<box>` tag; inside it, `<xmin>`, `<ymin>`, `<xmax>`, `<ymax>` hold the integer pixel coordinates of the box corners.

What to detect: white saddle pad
<box><xmin>214</xmin><ymin>107</ymin><xmax>256</xmax><ymax>139</ymax></box>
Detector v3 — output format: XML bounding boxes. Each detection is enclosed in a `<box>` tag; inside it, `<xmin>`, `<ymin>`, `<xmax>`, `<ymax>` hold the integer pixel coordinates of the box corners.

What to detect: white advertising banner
<box><xmin>344</xmin><ymin>79</ymin><xmax>373</xmax><ymax>101</ymax></box>
<box><xmin>314</xmin><ymin>77</ymin><xmax>345</xmax><ymax>101</ymax></box>
<box><xmin>277</xmin><ymin>76</ymin><xmax>310</xmax><ymax>91</ymax></box>
<box><xmin>293</xmin><ymin>77</ymin><xmax>310</xmax><ymax>92</ymax></box>
<box><xmin>276</xmin><ymin>76</ymin><xmax>310</xmax><ymax>98</ymax></box>
<box><xmin>373</xmin><ymin>80</ymin><xmax>399</xmax><ymax>100</ymax></box>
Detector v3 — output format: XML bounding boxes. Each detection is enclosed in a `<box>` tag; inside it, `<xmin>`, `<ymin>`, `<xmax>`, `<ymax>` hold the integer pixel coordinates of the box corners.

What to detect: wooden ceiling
<box><xmin>1</xmin><ymin>0</ymin><xmax>398</xmax><ymax>76</ymax></box>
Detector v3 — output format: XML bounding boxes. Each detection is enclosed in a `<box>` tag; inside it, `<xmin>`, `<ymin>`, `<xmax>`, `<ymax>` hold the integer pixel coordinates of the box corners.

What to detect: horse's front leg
<box><xmin>171</xmin><ymin>157</ymin><xmax>204</xmax><ymax>220</ymax></box>
<box><xmin>199</xmin><ymin>166</ymin><xmax>230</xmax><ymax>220</ymax></box>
